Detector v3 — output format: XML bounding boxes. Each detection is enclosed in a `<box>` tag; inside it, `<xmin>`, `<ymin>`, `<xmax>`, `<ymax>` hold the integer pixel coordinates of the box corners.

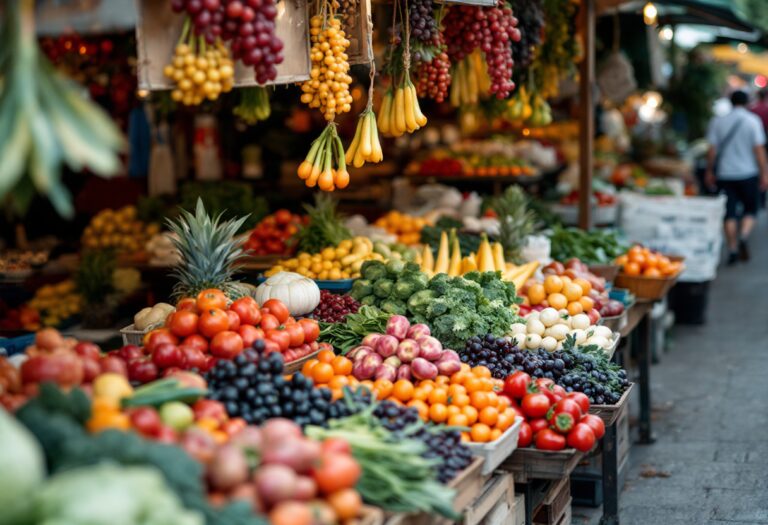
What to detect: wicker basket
<box><xmin>588</xmin><ymin>264</ymin><xmax>620</xmax><ymax>283</ymax></box>
<box><xmin>120</xmin><ymin>324</ymin><xmax>149</xmax><ymax>346</ymax></box>
<box><xmin>613</xmin><ymin>273</ymin><xmax>679</xmax><ymax>300</ymax></box>
<box><xmin>283</xmin><ymin>350</ymin><xmax>320</xmax><ymax>374</ymax></box>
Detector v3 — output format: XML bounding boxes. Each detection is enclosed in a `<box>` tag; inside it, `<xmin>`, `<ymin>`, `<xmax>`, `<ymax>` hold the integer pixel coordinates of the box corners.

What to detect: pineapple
<box><xmin>167</xmin><ymin>198</ymin><xmax>249</xmax><ymax>301</ymax></box>
<box><xmin>492</xmin><ymin>185</ymin><xmax>536</xmax><ymax>264</ymax></box>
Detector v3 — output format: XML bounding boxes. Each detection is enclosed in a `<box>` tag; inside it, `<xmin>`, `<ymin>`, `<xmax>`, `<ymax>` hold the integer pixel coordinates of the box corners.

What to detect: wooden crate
<box><xmin>513</xmin><ymin>494</ymin><xmax>526</xmax><ymax>525</ymax></box>
<box><xmin>532</xmin><ymin>477</ymin><xmax>571</xmax><ymax>525</ymax></box>
<box><xmin>135</xmin><ymin>0</ymin><xmax>311</xmax><ymax>89</ymax></box>
<box><xmin>463</xmin><ymin>474</ymin><xmax>515</xmax><ymax>525</ymax></box>
<box><xmin>616</xmin><ymin>404</ymin><xmax>630</xmax><ymax>466</ymax></box>
<box><xmin>501</xmin><ymin>448</ymin><xmax>584</xmax><ymax>483</ymax></box>
<box><xmin>283</xmin><ymin>350</ymin><xmax>320</xmax><ymax>375</ymax></box>
<box><xmin>589</xmin><ymin>383</ymin><xmax>634</xmax><ymax>427</ymax></box>
<box><xmin>343</xmin><ymin>0</ymin><xmax>374</xmax><ymax>65</ymax></box>
<box><xmin>466</xmin><ymin>416</ymin><xmax>523</xmax><ymax>475</ymax></box>
<box><xmin>600</xmin><ymin>309</ymin><xmax>627</xmax><ymax>332</ymax></box>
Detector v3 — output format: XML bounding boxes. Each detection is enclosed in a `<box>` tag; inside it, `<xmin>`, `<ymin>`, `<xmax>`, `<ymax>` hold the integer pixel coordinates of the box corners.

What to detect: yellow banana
<box><xmin>360</xmin><ymin>111</ymin><xmax>373</xmax><ymax>157</ymax></box>
<box><xmin>369</xmin><ymin>111</ymin><xmax>383</xmax><ymax>162</ymax></box>
<box><xmin>393</xmin><ymin>87</ymin><xmax>406</xmax><ymax>135</ymax></box>
<box><xmin>403</xmin><ymin>83</ymin><xmax>419</xmax><ymax>132</ymax></box>
<box><xmin>410</xmin><ymin>84</ymin><xmax>428</xmax><ymax>127</ymax></box>
<box><xmin>345</xmin><ymin>117</ymin><xmax>363</xmax><ymax>164</ymax></box>
<box><xmin>378</xmin><ymin>91</ymin><xmax>392</xmax><ymax>135</ymax></box>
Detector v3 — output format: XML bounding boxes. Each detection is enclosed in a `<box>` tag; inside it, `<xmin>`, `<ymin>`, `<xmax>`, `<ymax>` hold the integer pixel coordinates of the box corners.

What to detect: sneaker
<box><xmin>727</xmin><ymin>251</ymin><xmax>739</xmax><ymax>266</ymax></box>
<box><xmin>739</xmin><ymin>239</ymin><xmax>750</xmax><ymax>261</ymax></box>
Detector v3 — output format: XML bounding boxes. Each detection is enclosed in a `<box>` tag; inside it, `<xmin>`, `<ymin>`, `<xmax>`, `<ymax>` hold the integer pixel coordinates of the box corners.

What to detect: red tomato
<box><xmin>263</xmin><ymin>339</ymin><xmax>281</xmax><ymax>354</ymax></box>
<box><xmin>168</xmin><ymin>310</ymin><xmax>199</xmax><ymax>338</ymax></box>
<box><xmin>285</xmin><ymin>323</ymin><xmax>305</xmax><ymax>347</ymax></box>
<box><xmin>196</xmin><ymin>289</ymin><xmax>228</xmax><ymax>311</ymax></box>
<box><xmin>198</xmin><ymin>308</ymin><xmax>229</xmax><ymax>339</ymax></box>
<box><xmin>226</xmin><ymin>310</ymin><xmax>241</xmax><ymax>331</ymax></box>
<box><xmin>535</xmin><ymin>377</ymin><xmax>555</xmax><ymax>390</ymax></box>
<box><xmin>176</xmin><ymin>298</ymin><xmax>197</xmax><ymax>312</ymax></box>
<box><xmin>145</xmin><ymin>329</ymin><xmax>179</xmax><ymax>352</ymax></box>
<box><xmin>298</xmin><ymin>318</ymin><xmax>320</xmax><ymax>344</ymax></box>
<box><xmin>517</xmin><ymin>422</ymin><xmax>533</xmax><ymax>447</ymax></box>
<box><xmin>567</xmin><ymin>423</ymin><xmax>596</xmax><ymax>452</ymax></box>
<box><xmin>151</xmin><ymin>343</ymin><xmax>183</xmax><ymax>369</ymax></box>
<box><xmin>260</xmin><ymin>313</ymin><xmax>281</xmax><ymax>332</ymax></box>
<box><xmin>129</xmin><ymin>407</ymin><xmax>162</xmax><ymax>437</ymax></box>
<box><xmin>503</xmin><ymin>370</ymin><xmax>531</xmax><ymax>400</ymax></box>
<box><xmin>182</xmin><ymin>334</ymin><xmax>209</xmax><ymax>353</ymax></box>
<box><xmin>549</xmin><ymin>411</ymin><xmax>575</xmax><ymax>434</ymax></box>
<box><xmin>118</xmin><ymin>345</ymin><xmax>144</xmax><ymax>362</ymax></box>
<box><xmin>550</xmin><ymin>398</ymin><xmax>583</xmax><ymax>422</ymax></box>
<box><xmin>180</xmin><ymin>346</ymin><xmax>207</xmax><ymax>370</ymax></box>
<box><xmin>521</xmin><ymin>392</ymin><xmax>551</xmax><ymax>419</ymax></box>
<box><xmin>238</xmin><ymin>325</ymin><xmax>262</xmax><ymax>348</ymax></box>
<box><xmin>312</xmin><ymin>452</ymin><xmax>362</xmax><ymax>494</ymax></box>
<box><xmin>210</xmin><ymin>331</ymin><xmax>244</xmax><ymax>359</ymax></box>
<box><xmin>580</xmin><ymin>414</ymin><xmax>606</xmax><ymax>440</ymax></box>
<box><xmin>230</xmin><ymin>297</ymin><xmax>261</xmax><ymax>325</ymax></box>
<box><xmin>321</xmin><ymin>437</ymin><xmax>353</xmax><ymax>455</ymax></box>
<box><xmin>567</xmin><ymin>392</ymin><xmax>591</xmax><ymax>414</ymax></box>
<box><xmin>274</xmin><ymin>209</ymin><xmax>292</xmax><ymax>225</ymax></box>
<box><xmin>535</xmin><ymin>428</ymin><xmax>567</xmax><ymax>451</ymax></box>
<box><xmin>528</xmin><ymin>418</ymin><xmax>550</xmax><ymax>436</ymax></box>
<box><xmin>221</xmin><ymin>418</ymin><xmax>247</xmax><ymax>436</ymax></box>
<box><xmin>262</xmin><ymin>299</ymin><xmax>289</xmax><ymax>324</ymax></box>
<box><xmin>192</xmin><ymin>399</ymin><xmax>228</xmax><ymax>424</ymax></box>
<box><xmin>266</xmin><ymin>329</ymin><xmax>291</xmax><ymax>352</ymax></box>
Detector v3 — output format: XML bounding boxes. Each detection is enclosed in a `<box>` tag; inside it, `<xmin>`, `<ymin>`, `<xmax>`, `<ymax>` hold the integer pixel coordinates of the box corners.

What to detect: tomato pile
<box><xmin>137</xmin><ymin>289</ymin><xmax>320</xmax><ymax>383</ymax></box>
<box><xmin>244</xmin><ymin>210</ymin><xmax>306</xmax><ymax>256</ymax></box>
<box><xmin>502</xmin><ymin>370</ymin><xmax>604</xmax><ymax>452</ymax></box>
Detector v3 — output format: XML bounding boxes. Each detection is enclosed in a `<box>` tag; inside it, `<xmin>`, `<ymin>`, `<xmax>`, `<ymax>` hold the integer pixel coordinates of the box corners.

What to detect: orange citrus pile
<box><xmin>524</xmin><ymin>275</ymin><xmax>594</xmax><ymax>316</ymax></box>
<box><xmin>616</xmin><ymin>245</ymin><xmax>682</xmax><ymax>278</ymax></box>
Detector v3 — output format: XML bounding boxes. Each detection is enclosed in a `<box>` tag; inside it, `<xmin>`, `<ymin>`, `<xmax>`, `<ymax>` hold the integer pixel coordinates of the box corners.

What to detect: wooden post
<box><xmin>578</xmin><ymin>0</ymin><xmax>596</xmax><ymax>230</ymax></box>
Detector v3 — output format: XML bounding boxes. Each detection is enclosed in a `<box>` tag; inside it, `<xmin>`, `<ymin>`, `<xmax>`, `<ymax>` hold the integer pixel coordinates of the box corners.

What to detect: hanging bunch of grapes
<box><xmin>442</xmin><ymin>0</ymin><xmax>521</xmax><ymax>99</ymax></box>
<box><xmin>509</xmin><ymin>0</ymin><xmax>544</xmax><ymax>69</ymax></box>
<box><xmin>409</xmin><ymin>0</ymin><xmax>451</xmax><ymax>103</ymax></box>
<box><xmin>170</xmin><ymin>0</ymin><xmax>285</xmax><ymax>87</ymax></box>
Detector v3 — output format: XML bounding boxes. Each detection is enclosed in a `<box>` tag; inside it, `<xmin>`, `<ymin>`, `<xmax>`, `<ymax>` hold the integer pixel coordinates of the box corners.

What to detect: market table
<box><xmin>597</xmin><ymin>300</ymin><xmax>653</xmax><ymax>525</ymax></box>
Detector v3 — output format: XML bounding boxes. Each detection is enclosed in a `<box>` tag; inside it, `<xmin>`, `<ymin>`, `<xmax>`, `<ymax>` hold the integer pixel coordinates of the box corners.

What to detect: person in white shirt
<box><xmin>705</xmin><ymin>90</ymin><xmax>768</xmax><ymax>264</ymax></box>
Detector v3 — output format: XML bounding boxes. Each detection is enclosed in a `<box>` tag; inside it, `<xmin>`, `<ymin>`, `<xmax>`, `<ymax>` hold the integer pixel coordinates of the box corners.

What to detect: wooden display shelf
<box><xmin>500</xmin><ymin>448</ymin><xmax>584</xmax><ymax>484</ymax></box>
<box><xmin>589</xmin><ymin>383</ymin><xmax>633</xmax><ymax>427</ymax></box>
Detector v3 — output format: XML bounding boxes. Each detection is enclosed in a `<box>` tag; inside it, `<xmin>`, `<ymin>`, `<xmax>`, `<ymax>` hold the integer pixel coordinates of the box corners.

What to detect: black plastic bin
<box><xmin>668</xmin><ymin>281</ymin><xmax>711</xmax><ymax>325</ymax></box>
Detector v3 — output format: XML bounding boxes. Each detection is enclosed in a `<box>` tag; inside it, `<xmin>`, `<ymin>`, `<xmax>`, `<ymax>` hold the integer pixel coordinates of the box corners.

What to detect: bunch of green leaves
<box><xmin>14</xmin><ymin>384</ymin><xmax>266</xmax><ymax>525</ymax></box>
<box><xmin>348</xmin><ymin>260</ymin><xmax>429</xmax><ymax>315</ymax></box>
<box><xmin>292</xmin><ymin>194</ymin><xmax>351</xmax><ymax>254</ymax></box>
<box><xmin>548</xmin><ymin>225</ymin><xmax>627</xmax><ymax>265</ymax></box>
<box><xmin>178</xmin><ymin>181</ymin><xmax>267</xmax><ymax>232</ymax></box>
<box><xmin>319</xmin><ymin>305</ymin><xmax>392</xmax><ymax>354</ymax></box>
<box><xmin>75</xmin><ymin>249</ymin><xmax>117</xmax><ymax>305</ymax></box>
<box><xmin>420</xmin><ymin>217</ymin><xmax>483</xmax><ymax>257</ymax></box>
<box><xmin>305</xmin><ymin>404</ymin><xmax>458</xmax><ymax>519</ymax></box>
<box><xmin>406</xmin><ymin>271</ymin><xmax>521</xmax><ymax>350</ymax></box>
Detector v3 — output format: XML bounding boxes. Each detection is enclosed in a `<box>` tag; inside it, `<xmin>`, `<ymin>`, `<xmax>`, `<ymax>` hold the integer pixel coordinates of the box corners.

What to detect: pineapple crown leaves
<box><xmin>166</xmin><ymin>198</ymin><xmax>249</xmax><ymax>299</ymax></box>
<box><xmin>294</xmin><ymin>194</ymin><xmax>352</xmax><ymax>253</ymax></box>
<box><xmin>492</xmin><ymin>185</ymin><xmax>536</xmax><ymax>264</ymax></box>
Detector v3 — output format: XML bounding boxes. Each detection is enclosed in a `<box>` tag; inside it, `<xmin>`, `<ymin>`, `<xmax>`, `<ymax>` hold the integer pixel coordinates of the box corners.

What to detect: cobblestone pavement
<box><xmin>574</xmin><ymin>216</ymin><xmax>768</xmax><ymax>525</ymax></box>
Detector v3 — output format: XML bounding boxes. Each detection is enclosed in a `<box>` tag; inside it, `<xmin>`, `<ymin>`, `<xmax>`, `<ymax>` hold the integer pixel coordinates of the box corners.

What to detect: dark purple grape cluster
<box><xmin>415</xmin><ymin>51</ymin><xmax>451</xmax><ymax>102</ymax></box>
<box><xmin>443</xmin><ymin>1</ymin><xmax>522</xmax><ymax>99</ymax></box>
<box><xmin>409</xmin><ymin>0</ymin><xmax>441</xmax><ymax>48</ymax></box>
<box><xmin>171</xmin><ymin>0</ymin><xmax>284</xmax><ymax>84</ymax></box>
<box><xmin>510</xmin><ymin>0</ymin><xmax>543</xmax><ymax>69</ymax></box>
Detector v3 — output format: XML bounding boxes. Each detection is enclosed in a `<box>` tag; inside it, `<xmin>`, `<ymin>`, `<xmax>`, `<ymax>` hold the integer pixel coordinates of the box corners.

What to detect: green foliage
<box><xmin>293</xmin><ymin>194</ymin><xmax>352</xmax><ymax>254</ymax></box>
<box><xmin>75</xmin><ymin>249</ymin><xmax>117</xmax><ymax>305</ymax></box>
<box><xmin>178</xmin><ymin>181</ymin><xmax>267</xmax><ymax>232</ymax></box>
<box><xmin>492</xmin><ymin>185</ymin><xmax>537</xmax><ymax>264</ymax></box>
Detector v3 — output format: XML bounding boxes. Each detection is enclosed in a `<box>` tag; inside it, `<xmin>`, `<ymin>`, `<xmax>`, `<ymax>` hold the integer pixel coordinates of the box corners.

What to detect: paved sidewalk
<box><xmin>575</xmin><ymin>216</ymin><xmax>768</xmax><ymax>525</ymax></box>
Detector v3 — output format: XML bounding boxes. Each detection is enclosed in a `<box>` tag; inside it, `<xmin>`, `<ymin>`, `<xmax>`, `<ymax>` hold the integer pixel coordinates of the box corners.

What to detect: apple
<box><xmin>193</xmin><ymin>399</ymin><xmax>228</xmax><ymax>424</ymax></box>
<box><xmin>99</xmin><ymin>355</ymin><xmax>128</xmax><ymax>376</ymax></box>
<box><xmin>81</xmin><ymin>356</ymin><xmax>102</xmax><ymax>382</ymax></box>
<box><xmin>152</xmin><ymin>343</ymin><xmax>183</xmax><ymax>369</ymax></box>
<box><xmin>156</xmin><ymin>425</ymin><xmax>178</xmax><ymax>444</ymax></box>
<box><xmin>74</xmin><ymin>342</ymin><xmax>102</xmax><ymax>359</ymax></box>
<box><xmin>21</xmin><ymin>352</ymin><xmax>84</xmax><ymax>387</ymax></box>
<box><xmin>128</xmin><ymin>359</ymin><xmax>159</xmax><ymax>383</ymax></box>
<box><xmin>119</xmin><ymin>345</ymin><xmax>144</xmax><ymax>362</ymax></box>
<box><xmin>180</xmin><ymin>346</ymin><xmax>207</xmax><ymax>370</ymax></box>
<box><xmin>166</xmin><ymin>370</ymin><xmax>208</xmax><ymax>390</ymax></box>
<box><xmin>179</xmin><ymin>426</ymin><xmax>217</xmax><ymax>463</ymax></box>
<box><xmin>129</xmin><ymin>407</ymin><xmax>162</xmax><ymax>437</ymax></box>
<box><xmin>160</xmin><ymin>401</ymin><xmax>195</xmax><ymax>431</ymax></box>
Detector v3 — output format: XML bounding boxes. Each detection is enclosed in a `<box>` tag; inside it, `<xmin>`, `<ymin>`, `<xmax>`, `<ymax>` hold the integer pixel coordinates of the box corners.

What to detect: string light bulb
<box><xmin>643</xmin><ymin>2</ymin><xmax>658</xmax><ymax>25</ymax></box>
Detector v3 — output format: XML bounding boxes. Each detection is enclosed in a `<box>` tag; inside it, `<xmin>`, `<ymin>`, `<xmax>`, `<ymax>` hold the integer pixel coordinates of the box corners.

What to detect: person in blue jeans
<box><xmin>705</xmin><ymin>90</ymin><xmax>768</xmax><ymax>265</ymax></box>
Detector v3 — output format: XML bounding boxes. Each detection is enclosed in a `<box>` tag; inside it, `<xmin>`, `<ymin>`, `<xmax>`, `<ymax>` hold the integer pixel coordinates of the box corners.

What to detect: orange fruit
<box><xmin>448</xmin><ymin>413</ymin><xmax>470</xmax><ymax>427</ymax></box>
<box><xmin>629</xmin><ymin>252</ymin><xmax>646</xmax><ymax>266</ymax></box>
<box><xmin>312</xmin><ymin>362</ymin><xmax>334</xmax><ymax>384</ymax></box>
<box><xmin>452</xmin><ymin>393</ymin><xmax>471</xmax><ymax>407</ymax></box>
<box><xmin>645</xmin><ymin>253</ymin><xmax>659</xmax><ymax>268</ymax></box>
<box><xmin>470</xmin><ymin>423</ymin><xmax>492</xmax><ymax>442</ymax></box>
<box><xmin>331</xmin><ymin>356</ymin><xmax>353</xmax><ymax>376</ymax></box>
<box><xmin>562</xmin><ymin>282</ymin><xmax>584</xmax><ymax>301</ymax></box>
<box><xmin>373</xmin><ymin>379</ymin><xmax>393</xmax><ymax>399</ymax></box>
<box><xmin>490</xmin><ymin>428</ymin><xmax>502</xmax><ymax>441</ymax></box>
<box><xmin>328</xmin><ymin>375</ymin><xmax>349</xmax><ymax>389</ymax></box>
<box><xmin>435</xmin><ymin>375</ymin><xmax>450</xmax><ymax>386</ymax></box>
<box><xmin>496</xmin><ymin>413</ymin><xmax>513</xmax><ymax>431</ymax></box>
<box><xmin>479</xmin><ymin>406</ymin><xmax>499</xmax><ymax>426</ymax></box>
<box><xmin>486</xmin><ymin>391</ymin><xmax>499</xmax><ymax>408</ymax></box>
<box><xmin>301</xmin><ymin>359</ymin><xmax>318</xmax><ymax>377</ymax></box>
<box><xmin>464</xmin><ymin>377</ymin><xmax>484</xmax><ymax>394</ymax></box>
<box><xmin>470</xmin><ymin>391</ymin><xmax>490</xmax><ymax>409</ymax></box>
<box><xmin>461</xmin><ymin>432</ymin><xmax>471</xmax><ymax>442</ymax></box>
<box><xmin>428</xmin><ymin>388</ymin><xmax>448</xmax><ymax>405</ymax></box>
<box><xmin>573</xmin><ymin>278</ymin><xmax>592</xmax><ymax>295</ymax></box>
<box><xmin>429</xmin><ymin>403</ymin><xmax>448</xmax><ymax>423</ymax></box>
<box><xmin>331</xmin><ymin>388</ymin><xmax>343</xmax><ymax>401</ymax></box>
<box><xmin>560</xmin><ymin>275</ymin><xmax>572</xmax><ymax>286</ymax></box>
<box><xmin>527</xmin><ymin>283</ymin><xmax>547</xmax><ymax>305</ymax></box>
<box><xmin>393</xmin><ymin>380</ymin><xmax>415</xmax><ymax>402</ymax></box>
<box><xmin>317</xmin><ymin>349</ymin><xmax>335</xmax><ymax>363</ymax></box>
<box><xmin>615</xmin><ymin>254</ymin><xmax>629</xmax><ymax>266</ymax></box>
<box><xmin>548</xmin><ymin>293</ymin><xmax>568</xmax><ymax>310</ymax></box>
<box><xmin>644</xmin><ymin>267</ymin><xmax>662</xmax><ymax>277</ymax></box>
<box><xmin>447</xmin><ymin>405</ymin><xmax>461</xmax><ymax>417</ymax></box>
<box><xmin>543</xmin><ymin>275</ymin><xmax>564</xmax><ymax>294</ymax></box>
<box><xmin>448</xmin><ymin>384</ymin><xmax>467</xmax><ymax>397</ymax></box>
<box><xmin>462</xmin><ymin>405</ymin><xmax>479</xmax><ymax>424</ymax></box>
<box><xmin>360</xmin><ymin>380</ymin><xmax>374</xmax><ymax>390</ymax></box>
<box><xmin>579</xmin><ymin>296</ymin><xmax>595</xmax><ymax>311</ymax></box>
<box><xmin>624</xmin><ymin>262</ymin><xmax>641</xmax><ymax>276</ymax></box>
<box><xmin>497</xmin><ymin>395</ymin><xmax>511</xmax><ymax>409</ymax></box>
<box><xmin>412</xmin><ymin>387</ymin><xmax>429</xmax><ymax>401</ymax></box>
<box><xmin>567</xmin><ymin>301</ymin><xmax>584</xmax><ymax>315</ymax></box>
<box><xmin>348</xmin><ymin>377</ymin><xmax>359</xmax><ymax>387</ymax></box>
<box><xmin>459</xmin><ymin>363</ymin><xmax>471</xmax><ymax>373</ymax></box>
<box><xmin>451</xmin><ymin>371</ymin><xmax>469</xmax><ymax>385</ymax></box>
<box><xmin>407</xmin><ymin>400</ymin><xmax>429</xmax><ymax>421</ymax></box>
<box><xmin>628</xmin><ymin>245</ymin><xmax>643</xmax><ymax>257</ymax></box>
<box><xmin>472</xmin><ymin>366</ymin><xmax>491</xmax><ymax>378</ymax></box>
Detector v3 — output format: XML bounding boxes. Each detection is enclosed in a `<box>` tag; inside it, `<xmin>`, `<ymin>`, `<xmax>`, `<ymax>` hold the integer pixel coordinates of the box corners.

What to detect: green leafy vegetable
<box><xmin>319</xmin><ymin>306</ymin><xmax>392</xmax><ymax>354</ymax></box>
<box><xmin>548</xmin><ymin>225</ymin><xmax>628</xmax><ymax>265</ymax></box>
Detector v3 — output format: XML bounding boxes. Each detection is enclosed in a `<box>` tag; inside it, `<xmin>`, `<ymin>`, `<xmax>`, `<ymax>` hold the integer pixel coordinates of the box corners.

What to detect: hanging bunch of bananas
<box><xmin>378</xmin><ymin>75</ymin><xmax>427</xmax><ymax>137</ymax></box>
<box><xmin>527</xmin><ymin>93</ymin><xmax>553</xmax><ymax>126</ymax></box>
<box><xmin>346</xmin><ymin>108</ymin><xmax>383</xmax><ymax>167</ymax></box>
<box><xmin>449</xmin><ymin>50</ymin><xmax>491</xmax><ymax>108</ymax></box>
<box><xmin>0</xmin><ymin>0</ymin><xmax>123</xmax><ymax>218</ymax></box>
<box><xmin>507</xmin><ymin>75</ymin><xmax>552</xmax><ymax>127</ymax></box>
<box><xmin>233</xmin><ymin>87</ymin><xmax>271</xmax><ymax>124</ymax></box>
<box><xmin>164</xmin><ymin>20</ymin><xmax>235</xmax><ymax>106</ymax></box>
<box><xmin>298</xmin><ymin>123</ymin><xmax>350</xmax><ymax>191</ymax></box>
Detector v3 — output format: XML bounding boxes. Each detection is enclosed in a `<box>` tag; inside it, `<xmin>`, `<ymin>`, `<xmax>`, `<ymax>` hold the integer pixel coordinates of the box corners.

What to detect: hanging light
<box><xmin>737</xmin><ymin>43</ymin><xmax>749</xmax><ymax>54</ymax></box>
<box><xmin>659</xmin><ymin>26</ymin><xmax>674</xmax><ymax>41</ymax></box>
<box><xmin>643</xmin><ymin>2</ymin><xmax>658</xmax><ymax>25</ymax></box>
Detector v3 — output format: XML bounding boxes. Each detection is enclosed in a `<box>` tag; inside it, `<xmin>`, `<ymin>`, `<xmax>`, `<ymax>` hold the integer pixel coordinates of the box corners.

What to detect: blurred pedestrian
<box><xmin>750</xmin><ymin>88</ymin><xmax>768</xmax><ymax>207</ymax></box>
<box><xmin>705</xmin><ymin>90</ymin><xmax>768</xmax><ymax>265</ymax></box>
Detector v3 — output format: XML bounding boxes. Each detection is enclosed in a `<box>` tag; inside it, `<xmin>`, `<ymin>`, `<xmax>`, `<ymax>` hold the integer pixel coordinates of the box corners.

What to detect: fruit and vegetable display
<box><xmin>244</xmin><ymin>210</ymin><xmax>306</xmax><ymax>256</ymax></box>
<box><xmin>519</xmin><ymin>271</ymin><xmax>600</xmax><ymax>318</ymax></box>
<box><xmin>509</xmin><ymin>309</ymin><xmax>616</xmax><ymax>354</ymax></box>
<box><xmin>615</xmin><ymin>245</ymin><xmax>683</xmax><ymax>278</ymax></box>
<box><xmin>559</xmin><ymin>189</ymin><xmax>617</xmax><ymax>207</ymax></box>
<box><xmin>81</xmin><ymin>206</ymin><xmax>158</xmax><ymax>252</ymax></box>
<box><xmin>25</xmin><ymin>280</ymin><xmax>82</xmax><ymax>328</ymax></box>
<box><xmin>265</xmin><ymin>237</ymin><xmax>383</xmax><ymax>280</ymax></box>
<box><xmin>502</xmin><ymin>371</ymin><xmax>605</xmax><ymax>452</ymax></box>
<box><xmin>0</xmin><ymin>250</ymin><xmax>48</xmax><ymax>273</ymax></box>
<box><xmin>311</xmin><ymin>290</ymin><xmax>361</xmax><ymax>323</ymax></box>
<box><xmin>548</xmin><ymin>225</ymin><xmax>628</xmax><ymax>266</ymax></box>
<box><xmin>374</xmin><ymin>211</ymin><xmax>432</xmax><ymax>246</ymax></box>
